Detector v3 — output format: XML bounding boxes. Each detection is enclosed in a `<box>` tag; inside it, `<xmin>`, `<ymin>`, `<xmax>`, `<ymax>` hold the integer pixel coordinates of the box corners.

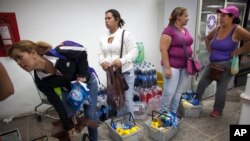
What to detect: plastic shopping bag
<box><xmin>67</xmin><ymin>81</ymin><xmax>90</xmax><ymax>111</ymax></box>
<box><xmin>231</xmin><ymin>55</ymin><xmax>239</xmax><ymax>75</ymax></box>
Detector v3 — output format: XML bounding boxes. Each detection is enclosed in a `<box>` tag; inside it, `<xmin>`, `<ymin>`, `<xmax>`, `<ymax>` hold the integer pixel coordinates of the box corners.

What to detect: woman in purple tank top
<box><xmin>159</xmin><ymin>7</ymin><xmax>193</xmax><ymax>114</ymax></box>
<box><xmin>196</xmin><ymin>6</ymin><xmax>250</xmax><ymax>117</ymax></box>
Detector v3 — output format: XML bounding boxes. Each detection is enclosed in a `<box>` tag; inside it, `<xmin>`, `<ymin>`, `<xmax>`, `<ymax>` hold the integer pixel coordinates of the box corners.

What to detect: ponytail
<box><xmin>35</xmin><ymin>41</ymin><xmax>52</xmax><ymax>56</ymax></box>
<box><xmin>233</xmin><ymin>17</ymin><xmax>241</xmax><ymax>24</ymax></box>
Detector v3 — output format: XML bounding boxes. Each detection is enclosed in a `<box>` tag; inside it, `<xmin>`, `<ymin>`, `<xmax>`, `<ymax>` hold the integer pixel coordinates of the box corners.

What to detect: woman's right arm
<box><xmin>98</xmin><ymin>41</ymin><xmax>110</xmax><ymax>71</ymax></box>
<box><xmin>0</xmin><ymin>63</ymin><xmax>14</xmax><ymax>101</ymax></box>
<box><xmin>160</xmin><ymin>34</ymin><xmax>172</xmax><ymax>78</ymax></box>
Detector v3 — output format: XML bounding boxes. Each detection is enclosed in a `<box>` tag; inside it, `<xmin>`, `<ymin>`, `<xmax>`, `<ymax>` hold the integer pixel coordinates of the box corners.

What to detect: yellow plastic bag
<box><xmin>231</xmin><ymin>55</ymin><xmax>239</xmax><ymax>75</ymax></box>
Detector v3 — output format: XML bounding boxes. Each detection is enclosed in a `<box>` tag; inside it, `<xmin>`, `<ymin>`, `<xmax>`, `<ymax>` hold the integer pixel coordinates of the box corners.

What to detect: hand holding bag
<box><xmin>231</xmin><ymin>53</ymin><xmax>239</xmax><ymax>75</ymax></box>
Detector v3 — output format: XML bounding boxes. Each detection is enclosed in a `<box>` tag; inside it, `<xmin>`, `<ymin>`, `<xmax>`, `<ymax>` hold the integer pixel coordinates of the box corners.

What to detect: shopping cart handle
<box><xmin>111</xmin><ymin>112</ymin><xmax>136</xmax><ymax>126</ymax></box>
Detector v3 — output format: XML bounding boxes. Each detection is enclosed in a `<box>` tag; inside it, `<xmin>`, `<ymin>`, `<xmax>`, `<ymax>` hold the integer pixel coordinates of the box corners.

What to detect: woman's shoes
<box><xmin>51</xmin><ymin>119</ymin><xmax>80</xmax><ymax>141</ymax></box>
<box><xmin>75</xmin><ymin>116</ymin><xmax>99</xmax><ymax>132</ymax></box>
<box><xmin>210</xmin><ymin>110</ymin><xmax>222</xmax><ymax>118</ymax></box>
<box><xmin>51</xmin><ymin>116</ymin><xmax>98</xmax><ymax>140</ymax></box>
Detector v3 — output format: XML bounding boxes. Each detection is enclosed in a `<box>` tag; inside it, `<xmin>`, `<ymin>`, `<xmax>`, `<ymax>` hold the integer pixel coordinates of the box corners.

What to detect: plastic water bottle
<box><xmin>155</xmin><ymin>86</ymin><xmax>162</xmax><ymax>96</ymax></box>
<box><xmin>134</xmin><ymin>66</ymin><xmax>139</xmax><ymax>87</ymax></box>
<box><xmin>189</xmin><ymin>98</ymin><xmax>200</xmax><ymax>106</ymax></box>
<box><xmin>151</xmin><ymin>86</ymin><xmax>157</xmax><ymax>97</ymax></box>
<box><xmin>140</xmin><ymin>42</ymin><xmax>144</xmax><ymax>62</ymax></box>
<box><xmin>137</xmin><ymin>65</ymin><xmax>142</xmax><ymax>87</ymax></box>
<box><xmin>140</xmin><ymin>89</ymin><xmax>147</xmax><ymax>104</ymax></box>
<box><xmin>146</xmin><ymin>89</ymin><xmax>153</xmax><ymax>103</ymax></box>
<box><xmin>147</xmin><ymin>66</ymin><xmax>153</xmax><ymax>88</ymax></box>
<box><xmin>145</xmin><ymin>66</ymin><xmax>150</xmax><ymax>88</ymax></box>
<box><xmin>160</xmin><ymin>115</ymin><xmax>172</xmax><ymax>127</ymax></box>
<box><xmin>134</xmin><ymin>42</ymin><xmax>140</xmax><ymax>64</ymax></box>
<box><xmin>141</xmin><ymin>67</ymin><xmax>147</xmax><ymax>88</ymax></box>
<box><xmin>152</xmin><ymin>65</ymin><xmax>157</xmax><ymax>86</ymax></box>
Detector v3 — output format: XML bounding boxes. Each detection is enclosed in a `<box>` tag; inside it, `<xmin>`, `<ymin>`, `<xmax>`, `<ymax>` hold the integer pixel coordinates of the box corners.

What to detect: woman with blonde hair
<box><xmin>8</xmin><ymin>40</ymin><xmax>98</xmax><ymax>141</ymax></box>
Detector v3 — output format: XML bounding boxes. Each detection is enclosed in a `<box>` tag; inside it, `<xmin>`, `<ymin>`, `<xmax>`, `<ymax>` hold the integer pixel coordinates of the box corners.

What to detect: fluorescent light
<box><xmin>202</xmin><ymin>11</ymin><xmax>213</xmax><ymax>14</ymax></box>
<box><xmin>206</xmin><ymin>5</ymin><xmax>223</xmax><ymax>8</ymax></box>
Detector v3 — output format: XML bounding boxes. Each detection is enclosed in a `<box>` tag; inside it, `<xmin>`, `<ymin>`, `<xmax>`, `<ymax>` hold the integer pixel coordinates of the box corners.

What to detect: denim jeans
<box><xmin>62</xmin><ymin>73</ymin><xmax>98</xmax><ymax>141</ymax></box>
<box><xmin>84</xmin><ymin>73</ymin><xmax>98</xmax><ymax>141</ymax></box>
<box><xmin>160</xmin><ymin>66</ymin><xmax>189</xmax><ymax>113</ymax></box>
<box><xmin>118</xmin><ymin>69</ymin><xmax>135</xmax><ymax>117</ymax></box>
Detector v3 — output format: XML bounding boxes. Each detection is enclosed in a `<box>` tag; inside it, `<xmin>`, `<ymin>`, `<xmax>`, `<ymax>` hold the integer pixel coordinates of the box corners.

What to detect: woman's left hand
<box><xmin>231</xmin><ymin>50</ymin><xmax>238</xmax><ymax>57</ymax></box>
<box><xmin>111</xmin><ymin>59</ymin><xmax>122</xmax><ymax>69</ymax></box>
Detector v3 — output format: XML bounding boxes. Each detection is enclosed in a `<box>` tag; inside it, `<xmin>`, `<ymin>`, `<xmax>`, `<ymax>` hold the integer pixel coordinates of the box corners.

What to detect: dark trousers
<box><xmin>196</xmin><ymin>61</ymin><xmax>232</xmax><ymax>112</ymax></box>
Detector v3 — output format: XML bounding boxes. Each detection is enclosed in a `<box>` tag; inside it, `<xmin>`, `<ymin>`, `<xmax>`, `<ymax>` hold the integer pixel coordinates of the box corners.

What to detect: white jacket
<box><xmin>98</xmin><ymin>28</ymin><xmax>138</xmax><ymax>73</ymax></box>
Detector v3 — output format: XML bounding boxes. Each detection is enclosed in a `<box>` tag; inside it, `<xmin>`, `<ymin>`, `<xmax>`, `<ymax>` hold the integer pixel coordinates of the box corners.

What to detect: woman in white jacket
<box><xmin>98</xmin><ymin>9</ymin><xmax>138</xmax><ymax>117</ymax></box>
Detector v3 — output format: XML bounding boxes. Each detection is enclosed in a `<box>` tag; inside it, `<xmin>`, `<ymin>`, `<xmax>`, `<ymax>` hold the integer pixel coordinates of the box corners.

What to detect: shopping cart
<box><xmin>34</xmin><ymin>87</ymin><xmax>59</xmax><ymax>121</ymax></box>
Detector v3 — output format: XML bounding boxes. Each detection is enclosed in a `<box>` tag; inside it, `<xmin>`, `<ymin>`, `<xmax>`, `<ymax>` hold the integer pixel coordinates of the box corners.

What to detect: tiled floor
<box><xmin>0</xmin><ymin>86</ymin><xmax>245</xmax><ymax>141</ymax></box>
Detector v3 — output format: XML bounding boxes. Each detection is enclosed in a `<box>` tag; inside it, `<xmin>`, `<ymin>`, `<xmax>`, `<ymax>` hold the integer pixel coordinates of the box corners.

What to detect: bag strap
<box><xmin>120</xmin><ymin>30</ymin><xmax>126</xmax><ymax>58</ymax></box>
<box><xmin>174</xmin><ymin>27</ymin><xmax>189</xmax><ymax>60</ymax></box>
<box><xmin>117</xmin><ymin>30</ymin><xmax>126</xmax><ymax>74</ymax></box>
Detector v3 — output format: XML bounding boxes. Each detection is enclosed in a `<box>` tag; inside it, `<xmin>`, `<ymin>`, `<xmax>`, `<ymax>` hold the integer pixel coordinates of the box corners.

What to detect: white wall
<box><xmin>0</xmin><ymin>0</ymin><xmax>165</xmax><ymax>119</ymax></box>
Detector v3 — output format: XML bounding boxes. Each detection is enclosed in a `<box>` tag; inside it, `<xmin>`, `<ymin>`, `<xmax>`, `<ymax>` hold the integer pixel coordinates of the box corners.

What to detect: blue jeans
<box><xmin>84</xmin><ymin>73</ymin><xmax>98</xmax><ymax>141</ymax></box>
<box><xmin>118</xmin><ymin>69</ymin><xmax>135</xmax><ymax>117</ymax></box>
<box><xmin>62</xmin><ymin>74</ymin><xmax>98</xmax><ymax>141</ymax></box>
<box><xmin>161</xmin><ymin>66</ymin><xmax>189</xmax><ymax>113</ymax></box>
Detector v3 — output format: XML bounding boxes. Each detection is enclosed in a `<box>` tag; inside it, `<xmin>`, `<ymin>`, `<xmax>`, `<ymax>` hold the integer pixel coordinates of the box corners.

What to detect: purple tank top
<box><xmin>210</xmin><ymin>25</ymin><xmax>238</xmax><ymax>62</ymax></box>
<box><xmin>161</xmin><ymin>25</ymin><xmax>193</xmax><ymax>68</ymax></box>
